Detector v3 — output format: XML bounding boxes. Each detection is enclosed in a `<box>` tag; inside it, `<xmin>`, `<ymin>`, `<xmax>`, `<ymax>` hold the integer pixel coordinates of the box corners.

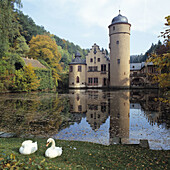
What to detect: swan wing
<box><xmin>55</xmin><ymin>147</ymin><xmax>62</xmax><ymax>156</ymax></box>
<box><xmin>45</xmin><ymin>147</ymin><xmax>62</xmax><ymax>158</ymax></box>
<box><xmin>22</xmin><ymin>140</ymin><xmax>33</xmax><ymax>146</ymax></box>
<box><xmin>19</xmin><ymin>141</ymin><xmax>38</xmax><ymax>154</ymax></box>
<box><xmin>31</xmin><ymin>142</ymin><xmax>38</xmax><ymax>153</ymax></box>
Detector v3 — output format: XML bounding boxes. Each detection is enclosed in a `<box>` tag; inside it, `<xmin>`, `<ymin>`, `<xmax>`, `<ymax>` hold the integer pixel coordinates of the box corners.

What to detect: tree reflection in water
<box><xmin>0</xmin><ymin>90</ymin><xmax>169</xmax><ymax>150</ymax></box>
<box><xmin>0</xmin><ymin>93</ymin><xmax>63</xmax><ymax>137</ymax></box>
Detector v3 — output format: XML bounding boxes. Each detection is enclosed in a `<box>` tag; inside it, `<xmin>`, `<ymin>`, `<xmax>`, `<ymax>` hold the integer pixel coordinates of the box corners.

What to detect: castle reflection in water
<box><xmin>68</xmin><ymin>89</ymin><xmax>169</xmax><ymax>145</ymax></box>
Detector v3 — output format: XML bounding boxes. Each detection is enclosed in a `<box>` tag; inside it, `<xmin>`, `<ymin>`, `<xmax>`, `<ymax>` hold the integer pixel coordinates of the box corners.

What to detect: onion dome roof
<box><xmin>111</xmin><ymin>10</ymin><xmax>128</xmax><ymax>24</ymax></box>
<box><xmin>69</xmin><ymin>52</ymin><xmax>86</xmax><ymax>65</ymax></box>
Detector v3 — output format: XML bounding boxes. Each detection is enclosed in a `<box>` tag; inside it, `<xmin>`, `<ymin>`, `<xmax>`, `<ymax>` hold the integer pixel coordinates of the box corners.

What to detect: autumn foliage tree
<box><xmin>12</xmin><ymin>64</ymin><xmax>40</xmax><ymax>91</ymax></box>
<box><xmin>28</xmin><ymin>34</ymin><xmax>62</xmax><ymax>86</ymax></box>
<box><xmin>148</xmin><ymin>16</ymin><xmax>170</xmax><ymax>88</ymax></box>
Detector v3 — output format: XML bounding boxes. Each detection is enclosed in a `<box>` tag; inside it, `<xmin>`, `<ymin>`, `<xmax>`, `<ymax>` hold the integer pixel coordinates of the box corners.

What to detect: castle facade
<box><xmin>69</xmin><ymin>12</ymin><xmax>131</xmax><ymax>88</ymax></box>
<box><xmin>68</xmin><ymin>12</ymin><xmax>158</xmax><ymax>89</ymax></box>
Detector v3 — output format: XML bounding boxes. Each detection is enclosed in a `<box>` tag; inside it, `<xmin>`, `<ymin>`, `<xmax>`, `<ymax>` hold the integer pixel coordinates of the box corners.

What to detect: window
<box><xmin>69</xmin><ymin>66</ymin><xmax>73</xmax><ymax>72</ymax></box>
<box><xmin>88</xmin><ymin>66</ymin><xmax>98</xmax><ymax>71</ymax></box>
<box><xmin>89</xmin><ymin>105</ymin><xmax>98</xmax><ymax>110</ymax></box>
<box><xmin>76</xmin><ymin>76</ymin><xmax>79</xmax><ymax>83</ymax></box>
<box><xmin>88</xmin><ymin>78</ymin><xmax>93</xmax><ymax>84</ymax></box>
<box><xmin>90</xmin><ymin>58</ymin><xmax>93</xmax><ymax>62</ymax></box>
<box><xmin>78</xmin><ymin>66</ymin><xmax>82</xmax><ymax>72</ymax></box>
<box><xmin>101</xmin><ymin>64</ymin><xmax>106</xmax><ymax>72</ymax></box>
<box><xmin>88</xmin><ymin>78</ymin><xmax>98</xmax><ymax>85</ymax></box>
<box><xmin>117</xmin><ymin>59</ymin><xmax>120</xmax><ymax>64</ymax></box>
<box><xmin>94</xmin><ymin>78</ymin><xmax>98</xmax><ymax>85</ymax></box>
<box><xmin>98</xmin><ymin>58</ymin><xmax>100</xmax><ymax>62</ymax></box>
<box><xmin>77</xmin><ymin>95</ymin><xmax>79</xmax><ymax>101</ymax></box>
<box><xmin>113</xmin><ymin>26</ymin><xmax>115</xmax><ymax>30</ymax></box>
<box><xmin>78</xmin><ymin>105</ymin><xmax>82</xmax><ymax>112</ymax></box>
<box><xmin>94</xmin><ymin>57</ymin><xmax>96</xmax><ymax>63</ymax></box>
<box><xmin>94</xmin><ymin>48</ymin><xmax>97</xmax><ymax>54</ymax></box>
<box><xmin>116</xmin><ymin>40</ymin><xmax>119</xmax><ymax>44</ymax></box>
<box><xmin>94</xmin><ymin>66</ymin><xmax>98</xmax><ymax>71</ymax></box>
<box><xmin>88</xmin><ymin>66</ymin><xmax>92</xmax><ymax>71</ymax></box>
<box><xmin>103</xmin><ymin>78</ymin><xmax>107</xmax><ymax>86</ymax></box>
<box><xmin>101</xmin><ymin>102</ymin><xmax>106</xmax><ymax>112</ymax></box>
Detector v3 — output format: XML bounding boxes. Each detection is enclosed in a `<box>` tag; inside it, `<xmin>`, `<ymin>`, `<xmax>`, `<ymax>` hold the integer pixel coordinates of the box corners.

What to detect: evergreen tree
<box><xmin>14</xmin><ymin>36</ymin><xmax>30</xmax><ymax>56</ymax></box>
<box><xmin>0</xmin><ymin>0</ymin><xmax>22</xmax><ymax>57</ymax></box>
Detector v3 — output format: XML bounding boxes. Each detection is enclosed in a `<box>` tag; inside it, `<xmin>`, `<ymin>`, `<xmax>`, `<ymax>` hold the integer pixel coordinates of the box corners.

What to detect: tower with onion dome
<box><xmin>109</xmin><ymin>11</ymin><xmax>131</xmax><ymax>88</ymax></box>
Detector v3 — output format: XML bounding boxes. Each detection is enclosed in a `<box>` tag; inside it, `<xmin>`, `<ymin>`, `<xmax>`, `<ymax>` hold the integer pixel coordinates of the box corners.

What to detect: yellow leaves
<box><xmin>154</xmin><ymin>98</ymin><xmax>158</xmax><ymax>102</ymax></box>
<box><xmin>29</xmin><ymin>35</ymin><xmax>61</xmax><ymax>62</ymax></box>
<box><xmin>165</xmin><ymin>15</ymin><xmax>170</xmax><ymax>25</ymax></box>
<box><xmin>23</xmin><ymin>64</ymin><xmax>40</xmax><ymax>91</ymax></box>
<box><xmin>28</xmin><ymin>34</ymin><xmax>62</xmax><ymax>84</ymax></box>
<box><xmin>147</xmin><ymin>44</ymin><xmax>170</xmax><ymax>88</ymax></box>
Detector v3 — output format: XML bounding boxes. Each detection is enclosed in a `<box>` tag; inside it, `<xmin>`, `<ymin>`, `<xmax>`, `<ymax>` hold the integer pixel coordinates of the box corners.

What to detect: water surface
<box><xmin>0</xmin><ymin>89</ymin><xmax>169</xmax><ymax>150</ymax></box>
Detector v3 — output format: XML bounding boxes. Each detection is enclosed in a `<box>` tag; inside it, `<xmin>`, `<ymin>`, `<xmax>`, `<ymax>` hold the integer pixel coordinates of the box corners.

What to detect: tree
<box><xmin>23</xmin><ymin>64</ymin><xmax>40</xmax><ymax>91</ymax></box>
<box><xmin>14</xmin><ymin>36</ymin><xmax>30</xmax><ymax>56</ymax></box>
<box><xmin>28</xmin><ymin>34</ymin><xmax>62</xmax><ymax>86</ymax></box>
<box><xmin>12</xmin><ymin>64</ymin><xmax>40</xmax><ymax>91</ymax></box>
<box><xmin>0</xmin><ymin>0</ymin><xmax>22</xmax><ymax>57</ymax></box>
<box><xmin>0</xmin><ymin>57</ymin><xmax>14</xmax><ymax>91</ymax></box>
<box><xmin>148</xmin><ymin>16</ymin><xmax>170</xmax><ymax>88</ymax></box>
<box><xmin>17</xmin><ymin>11</ymin><xmax>47</xmax><ymax>43</ymax></box>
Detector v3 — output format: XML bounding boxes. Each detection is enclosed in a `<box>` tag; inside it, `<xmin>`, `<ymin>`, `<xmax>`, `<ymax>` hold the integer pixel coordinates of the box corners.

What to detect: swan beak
<box><xmin>46</xmin><ymin>142</ymin><xmax>49</xmax><ymax>147</ymax></box>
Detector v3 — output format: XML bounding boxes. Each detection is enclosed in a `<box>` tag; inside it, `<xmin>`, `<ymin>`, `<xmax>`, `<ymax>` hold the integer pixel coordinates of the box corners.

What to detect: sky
<box><xmin>21</xmin><ymin>0</ymin><xmax>170</xmax><ymax>55</ymax></box>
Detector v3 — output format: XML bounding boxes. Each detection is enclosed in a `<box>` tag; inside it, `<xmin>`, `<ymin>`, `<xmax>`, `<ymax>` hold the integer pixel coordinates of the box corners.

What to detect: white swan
<box><xmin>19</xmin><ymin>140</ymin><xmax>38</xmax><ymax>155</ymax></box>
<box><xmin>45</xmin><ymin>138</ymin><xmax>62</xmax><ymax>158</ymax></box>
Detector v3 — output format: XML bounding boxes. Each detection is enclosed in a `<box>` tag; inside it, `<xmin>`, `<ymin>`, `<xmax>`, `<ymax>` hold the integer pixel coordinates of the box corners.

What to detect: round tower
<box><xmin>68</xmin><ymin>52</ymin><xmax>87</xmax><ymax>88</ymax></box>
<box><xmin>109</xmin><ymin>11</ymin><xmax>131</xmax><ymax>88</ymax></box>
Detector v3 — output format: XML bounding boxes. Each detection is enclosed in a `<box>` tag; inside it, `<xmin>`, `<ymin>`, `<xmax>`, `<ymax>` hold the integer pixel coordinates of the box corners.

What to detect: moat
<box><xmin>0</xmin><ymin>89</ymin><xmax>169</xmax><ymax>150</ymax></box>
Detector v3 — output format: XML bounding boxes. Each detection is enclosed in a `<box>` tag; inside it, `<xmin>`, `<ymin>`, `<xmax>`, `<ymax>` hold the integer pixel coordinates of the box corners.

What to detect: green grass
<box><xmin>0</xmin><ymin>138</ymin><xmax>170</xmax><ymax>169</ymax></box>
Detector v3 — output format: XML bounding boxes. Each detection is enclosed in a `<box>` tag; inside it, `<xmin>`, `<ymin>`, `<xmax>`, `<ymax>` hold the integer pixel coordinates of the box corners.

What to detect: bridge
<box><xmin>130</xmin><ymin>73</ymin><xmax>158</xmax><ymax>88</ymax></box>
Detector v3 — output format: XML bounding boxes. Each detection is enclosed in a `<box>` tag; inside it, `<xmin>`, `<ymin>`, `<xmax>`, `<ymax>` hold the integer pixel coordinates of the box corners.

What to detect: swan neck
<box><xmin>51</xmin><ymin>139</ymin><xmax>55</xmax><ymax>148</ymax></box>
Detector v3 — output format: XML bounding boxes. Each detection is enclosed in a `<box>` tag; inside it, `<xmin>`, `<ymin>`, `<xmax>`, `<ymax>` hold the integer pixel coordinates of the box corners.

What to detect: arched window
<box><xmin>76</xmin><ymin>76</ymin><xmax>79</xmax><ymax>83</ymax></box>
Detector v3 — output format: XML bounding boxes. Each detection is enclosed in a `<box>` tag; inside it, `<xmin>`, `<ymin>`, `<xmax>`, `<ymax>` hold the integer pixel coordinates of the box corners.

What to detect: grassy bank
<box><xmin>0</xmin><ymin>138</ymin><xmax>169</xmax><ymax>169</ymax></box>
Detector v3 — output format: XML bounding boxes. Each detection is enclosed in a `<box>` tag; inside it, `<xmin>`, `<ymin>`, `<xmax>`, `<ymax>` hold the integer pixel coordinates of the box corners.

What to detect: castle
<box><xmin>68</xmin><ymin>12</ymin><xmax>157</xmax><ymax>88</ymax></box>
